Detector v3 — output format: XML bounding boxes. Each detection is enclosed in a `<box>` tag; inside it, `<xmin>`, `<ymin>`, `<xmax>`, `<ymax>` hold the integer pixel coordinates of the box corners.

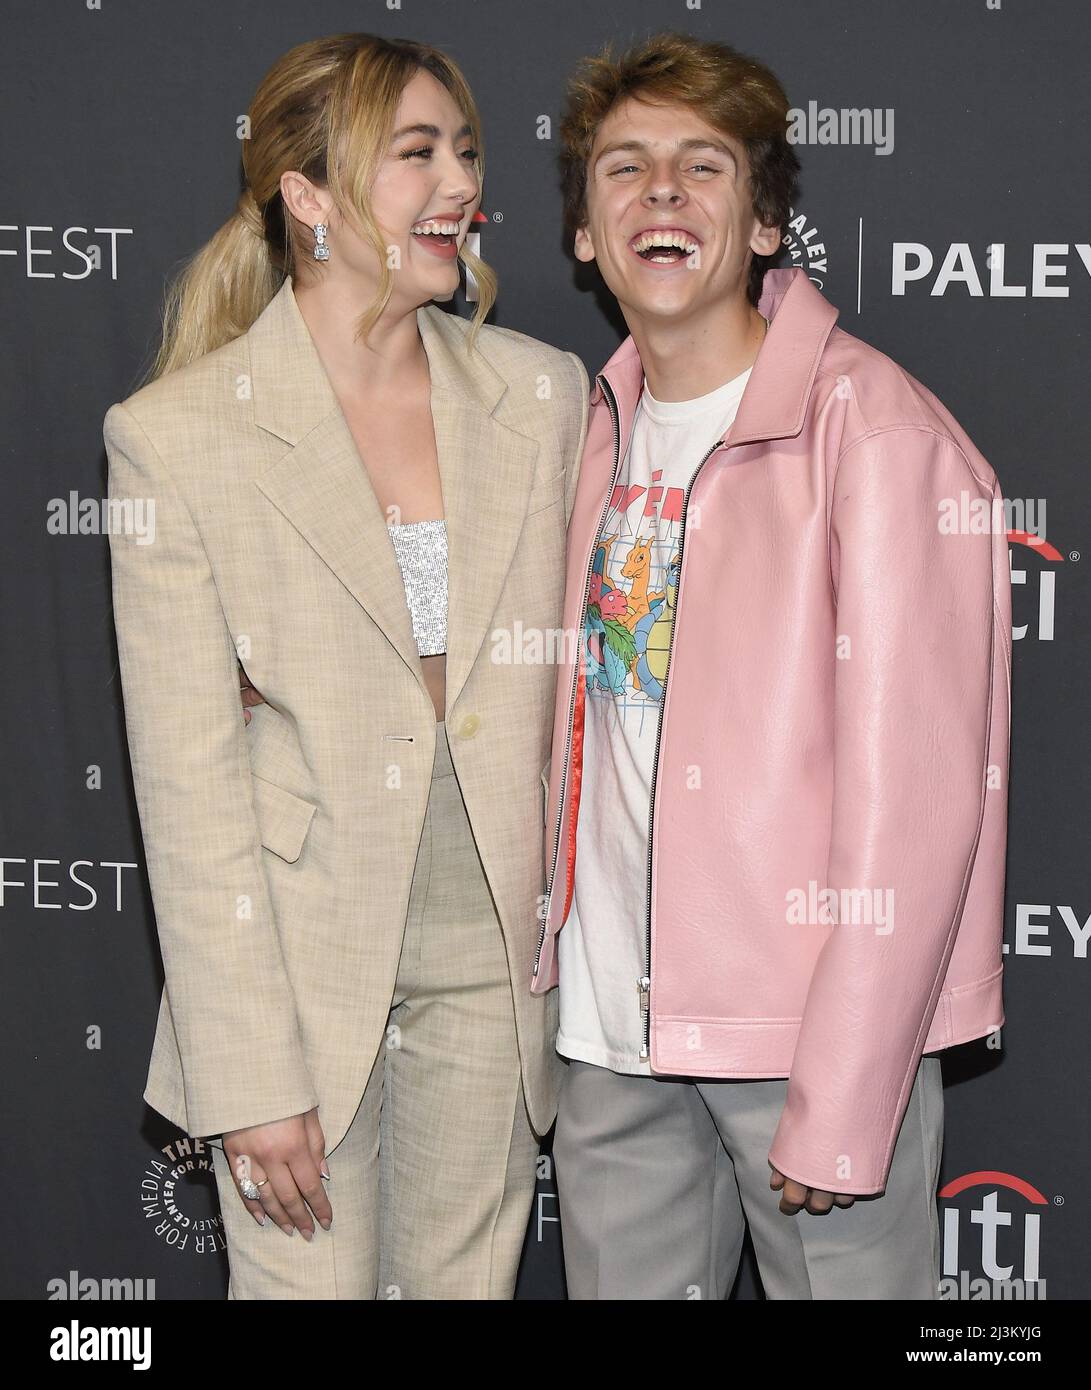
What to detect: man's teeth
<box><xmin>411</xmin><ymin>219</ymin><xmax>460</xmax><ymax>236</ymax></box>
<box><xmin>631</xmin><ymin>230</ymin><xmax>699</xmax><ymax>255</ymax></box>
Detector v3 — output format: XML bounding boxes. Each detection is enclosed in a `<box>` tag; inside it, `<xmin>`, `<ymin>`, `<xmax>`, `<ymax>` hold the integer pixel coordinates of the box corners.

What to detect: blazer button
<box><xmin>457</xmin><ymin>713</ymin><xmax>481</xmax><ymax>739</ymax></box>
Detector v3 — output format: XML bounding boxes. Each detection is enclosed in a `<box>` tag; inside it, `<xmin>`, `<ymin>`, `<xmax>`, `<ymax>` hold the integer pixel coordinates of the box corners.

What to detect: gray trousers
<box><xmin>552</xmin><ymin>1053</ymin><xmax>944</xmax><ymax>1300</ymax></box>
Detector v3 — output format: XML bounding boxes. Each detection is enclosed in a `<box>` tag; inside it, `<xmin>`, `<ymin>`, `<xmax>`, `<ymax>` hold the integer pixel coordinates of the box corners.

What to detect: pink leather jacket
<box><xmin>532</xmin><ymin>267</ymin><xmax>1012</xmax><ymax>1195</ymax></box>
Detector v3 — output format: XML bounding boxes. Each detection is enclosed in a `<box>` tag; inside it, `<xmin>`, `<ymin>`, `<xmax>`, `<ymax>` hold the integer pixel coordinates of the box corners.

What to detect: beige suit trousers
<box><xmin>211</xmin><ymin>720</ymin><xmax>540</xmax><ymax>1298</ymax></box>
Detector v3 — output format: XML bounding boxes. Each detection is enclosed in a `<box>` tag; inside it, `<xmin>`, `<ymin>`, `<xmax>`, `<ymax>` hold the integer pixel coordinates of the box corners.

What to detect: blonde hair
<box><xmin>144</xmin><ymin>33</ymin><xmax>496</xmax><ymax>383</ymax></box>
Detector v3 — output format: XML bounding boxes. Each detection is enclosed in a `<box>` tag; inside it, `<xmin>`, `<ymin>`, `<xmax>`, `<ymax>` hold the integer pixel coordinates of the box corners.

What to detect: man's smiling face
<box><xmin>574</xmin><ymin>95</ymin><xmax>781</xmax><ymax>330</ymax></box>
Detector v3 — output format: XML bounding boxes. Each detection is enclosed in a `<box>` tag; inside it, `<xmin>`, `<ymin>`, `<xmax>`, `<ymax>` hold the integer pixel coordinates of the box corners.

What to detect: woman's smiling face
<box><xmin>335</xmin><ymin>68</ymin><xmax>482</xmax><ymax>310</ymax></box>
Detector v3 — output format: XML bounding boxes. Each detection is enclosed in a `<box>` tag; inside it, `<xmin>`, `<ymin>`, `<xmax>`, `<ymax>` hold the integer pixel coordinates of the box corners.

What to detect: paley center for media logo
<box><xmin>939</xmin><ymin>1170</ymin><xmax>1052</xmax><ymax>1299</ymax></box>
<box><xmin>781</xmin><ymin>205</ymin><xmax>828</xmax><ymax>291</ymax></box>
<box><xmin>139</xmin><ymin>1134</ymin><xmax>225</xmax><ymax>1255</ymax></box>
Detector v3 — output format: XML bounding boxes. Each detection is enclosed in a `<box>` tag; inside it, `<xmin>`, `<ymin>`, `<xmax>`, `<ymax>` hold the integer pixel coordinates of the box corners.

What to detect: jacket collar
<box><xmin>247</xmin><ymin>275</ymin><xmax>509</xmax><ymax>444</ymax></box>
<box><xmin>244</xmin><ymin>276</ymin><xmax>539</xmax><ymax>719</ymax></box>
<box><xmin>589</xmin><ymin>266</ymin><xmax>840</xmax><ymax>453</ymax></box>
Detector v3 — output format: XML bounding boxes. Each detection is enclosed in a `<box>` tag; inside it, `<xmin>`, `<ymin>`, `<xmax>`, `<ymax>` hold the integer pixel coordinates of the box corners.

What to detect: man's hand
<box><xmin>239</xmin><ymin>665</ymin><xmax>266</xmax><ymax>724</ymax></box>
<box><xmin>222</xmin><ymin>1109</ymin><xmax>332</xmax><ymax>1237</ymax></box>
<box><xmin>769</xmin><ymin>1165</ymin><xmax>861</xmax><ymax>1215</ymax></box>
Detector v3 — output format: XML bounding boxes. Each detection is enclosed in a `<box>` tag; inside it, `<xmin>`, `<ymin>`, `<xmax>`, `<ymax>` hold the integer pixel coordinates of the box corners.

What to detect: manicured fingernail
<box><xmin>320</xmin><ymin>1160</ymin><xmax>331</xmax><ymax>1179</ymax></box>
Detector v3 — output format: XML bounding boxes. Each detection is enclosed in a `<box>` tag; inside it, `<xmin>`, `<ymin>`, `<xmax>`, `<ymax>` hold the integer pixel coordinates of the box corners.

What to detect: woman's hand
<box><xmin>239</xmin><ymin>666</ymin><xmax>267</xmax><ymax>725</ymax></box>
<box><xmin>222</xmin><ymin>1108</ymin><xmax>332</xmax><ymax>1237</ymax></box>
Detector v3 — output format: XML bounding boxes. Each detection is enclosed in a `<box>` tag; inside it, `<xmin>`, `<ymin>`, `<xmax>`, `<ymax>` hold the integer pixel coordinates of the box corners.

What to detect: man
<box><xmin>532</xmin><ymin>32</ymin><xmax>1011</xmax><ymax>1299</ymax></box>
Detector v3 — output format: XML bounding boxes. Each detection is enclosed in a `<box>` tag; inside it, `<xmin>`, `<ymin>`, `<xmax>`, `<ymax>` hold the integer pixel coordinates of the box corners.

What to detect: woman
<box><xmin>105</xmin><ymin>32</ymin><xmax>586</xmax><ymax>1299</ymax></box>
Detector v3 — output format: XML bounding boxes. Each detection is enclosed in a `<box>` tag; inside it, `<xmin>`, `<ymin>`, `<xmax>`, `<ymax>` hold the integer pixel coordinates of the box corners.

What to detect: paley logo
<box><xmin>1005</xmin><ymin>901</ymin><xmax>1091</xmax><ymax>959</ymax></box>
<box><xmin>893</xmin><ymin>241</ymin><xmax>1091</xmax><ymax>296</ymax></box>
<box><xmin>939</xmin><ymin>1170</ymin><xmax>1050</xmax><ymax>1300</ymax></box>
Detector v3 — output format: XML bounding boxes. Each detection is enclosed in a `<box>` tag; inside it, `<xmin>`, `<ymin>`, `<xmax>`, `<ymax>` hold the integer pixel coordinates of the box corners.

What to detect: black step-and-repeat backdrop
<box><xmin>2</xmin><ymin>0</ymin><xmax>1087</xmax><ymax>1301</ymax></box>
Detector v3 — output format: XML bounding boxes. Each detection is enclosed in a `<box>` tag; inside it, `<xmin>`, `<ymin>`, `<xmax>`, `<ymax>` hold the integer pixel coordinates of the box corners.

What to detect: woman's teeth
<box><xmin>412</xmin><ymin>219</ymin><xmax>460</xmax><ymax>237</ymax></box>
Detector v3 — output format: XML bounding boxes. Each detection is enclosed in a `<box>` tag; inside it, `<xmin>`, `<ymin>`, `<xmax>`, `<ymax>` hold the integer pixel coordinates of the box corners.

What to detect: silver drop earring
<box><xmin>313</xmin><ymin>222</ymin><xmax>330</xmax><ymax>262</ymax></box>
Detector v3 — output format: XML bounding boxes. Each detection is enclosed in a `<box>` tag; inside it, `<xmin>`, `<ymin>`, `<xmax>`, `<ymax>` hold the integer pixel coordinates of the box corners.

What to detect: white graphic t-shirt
<box><xmin>556</xmin><ymin>366</ymin><xmax>753</xmax><ymax>1074</ymax></box>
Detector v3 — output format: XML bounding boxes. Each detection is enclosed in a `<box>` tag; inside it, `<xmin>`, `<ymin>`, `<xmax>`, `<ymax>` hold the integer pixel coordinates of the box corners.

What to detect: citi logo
<box><xmin>1009</xmin><ymin>534</ymin><xmax>1066</xmax><ymax>643</ymax></box>
<box><xmin>462</xmin><ymin>209</ymin><xmax>490</xmax><ymax>303</ymax></box>
<box><xmin>939</xmin><ymin>1170</ymin><xmax>1049</xmax><ymax>1300</ymax></box>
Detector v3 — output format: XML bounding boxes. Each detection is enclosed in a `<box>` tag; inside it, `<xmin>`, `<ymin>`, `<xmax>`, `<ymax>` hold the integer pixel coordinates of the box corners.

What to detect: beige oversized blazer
<box><xmin>105</xmin><ymin>276</ymin><xmax>588</xmax><ymax>1153</ymax></box>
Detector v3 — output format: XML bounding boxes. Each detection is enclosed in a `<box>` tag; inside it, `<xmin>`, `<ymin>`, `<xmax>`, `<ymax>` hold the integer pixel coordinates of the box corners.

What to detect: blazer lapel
<box><xmin>248</xmin><ymin>280</ymin><xmax>539</xmax><ymax>718</ymax></box>
<box><xmin>418</xmin><ymin>304</ymin><xmax>540</xmax><ymax>714</ymax></box>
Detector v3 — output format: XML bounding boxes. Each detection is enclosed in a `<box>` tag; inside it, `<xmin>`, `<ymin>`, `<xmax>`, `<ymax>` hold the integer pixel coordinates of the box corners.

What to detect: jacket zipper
<box><xmin>638</xmin><ymin>434</ymin><xmax>727</xmax><ymax>1059</ymax></box>
<box><xmin>533</xmin><ymin>377</ymin><xmax>625</xmax><ymax>977</ymax></box>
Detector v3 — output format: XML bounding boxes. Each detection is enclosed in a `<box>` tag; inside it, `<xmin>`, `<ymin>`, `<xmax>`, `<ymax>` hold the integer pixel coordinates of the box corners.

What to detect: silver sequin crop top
<box><xmin>386</xmin><ymin>519</ymin><xmax>448</xmax><ymax>657</ymax></box>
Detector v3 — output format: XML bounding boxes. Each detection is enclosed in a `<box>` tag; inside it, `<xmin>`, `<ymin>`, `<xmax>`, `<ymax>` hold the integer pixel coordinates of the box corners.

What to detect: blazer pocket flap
<box><xmin>526</xmin><ymin>466</ymin><xmax>566</xmax><ymax>515</ymax></box>
<box><xmin>251</xmin><ymin>774</ymin><xmax>318</xmax><ymax>864</ymax></box>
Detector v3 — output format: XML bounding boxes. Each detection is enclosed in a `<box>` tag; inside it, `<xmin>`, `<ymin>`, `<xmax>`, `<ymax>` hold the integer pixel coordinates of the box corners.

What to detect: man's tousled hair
<box><xmin>559</xmin><ymin>31</ymin><xmax>801</xmax><ymax>305</ymax></box>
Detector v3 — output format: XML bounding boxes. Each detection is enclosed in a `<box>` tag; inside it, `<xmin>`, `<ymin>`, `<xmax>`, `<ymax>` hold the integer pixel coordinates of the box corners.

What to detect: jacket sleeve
<box><xmin>767</xmin><ymin>425</ymin><xmax>1001</xmax><ymax>1195</ymax></box>
<box><xmin>105</xmin><ymin>400</ymin><xmax>320</xmax><ymax>1139</ymax></box>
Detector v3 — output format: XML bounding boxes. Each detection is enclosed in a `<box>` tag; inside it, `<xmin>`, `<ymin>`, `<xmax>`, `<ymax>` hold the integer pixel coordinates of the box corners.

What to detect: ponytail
<box><xmin>140</xmin><ymin>191</ymin><xmax>284</xmax><ymax>386</ymax></box>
